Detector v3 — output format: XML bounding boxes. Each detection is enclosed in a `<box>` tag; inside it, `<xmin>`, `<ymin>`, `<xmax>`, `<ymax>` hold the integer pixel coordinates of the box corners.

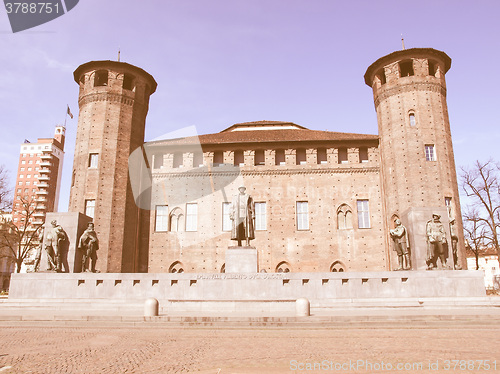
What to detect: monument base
<box><xmin>225</xmin><ymin>246</ymin><xmax>258</xmax><ymax>273</ymax></box>
<box><xmin>41</xmin><ymin>212</ymin><xmax>92</xmax><ymax>273</ymax></box>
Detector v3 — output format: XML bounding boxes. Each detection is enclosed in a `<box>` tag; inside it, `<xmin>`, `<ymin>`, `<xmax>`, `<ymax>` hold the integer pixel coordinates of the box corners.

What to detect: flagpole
<box><xmin>64</xmin><ymin>106</ymin><xmax>68</xmax><ymax>127</ymax></box>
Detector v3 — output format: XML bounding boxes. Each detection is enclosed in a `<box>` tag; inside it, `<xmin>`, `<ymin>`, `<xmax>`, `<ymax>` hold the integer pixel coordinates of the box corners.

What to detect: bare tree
<box><xmin>463</xmin><ymin>207</ymin><xmax>486</xmax><ymax>270</ymax></box>
<box><xmin>0</xmin><ymin>164</ymin><xmax>12</xmax><ymax>211</ymax></box>
<box><xmin>0</xmin><ymin>195</ymin><xmax>42</xmax><ymax>273</ymax></box>
<box><xmin>461</xmin><ymin>159</ymin><xmax>500</xmax><ymax>260</ymax></box>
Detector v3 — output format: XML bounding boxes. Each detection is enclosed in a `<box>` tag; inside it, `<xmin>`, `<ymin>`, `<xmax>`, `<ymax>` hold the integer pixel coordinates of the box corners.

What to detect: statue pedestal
<box><xmin>402</xmin><ymin>207</ymin><xmax>453</xmax><ymax>270</ymax></box>
<box><xmin>225</xmin><ymin>246</ymin><xmax>258</xmax><ymax>273</ymax></box>
<box><xmin>41</xmin><ymin>212</ymin><xmax>92</xmax><ymax>273</ymax></box>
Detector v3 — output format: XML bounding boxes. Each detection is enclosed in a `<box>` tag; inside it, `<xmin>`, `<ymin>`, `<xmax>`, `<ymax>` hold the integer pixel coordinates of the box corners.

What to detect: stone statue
<box><xmin>78</xmin><ymin>222</ymin><xmax>99</xmax><ymax>273</ymax></box>
<box><xmin>390</xmin><ymin>218</ymin><xmax>411</xmax><ymax>270</ymax></box>
<box><xmin>230</xmin><ymin>185</ymin><xmax>255</xmax><ymax>246</ymax></box>
<box><xmin>449</xmin><ymin>218</ymin><xmax>462</xmax><ymax>270</ymax></box>
<box><xmin>425</xmin><ymin>214</ymin><xmax>448</xmax><ymax>270</ymax></box>
<box><xmin>45</xmin><ymin>220</ymin><xmax>68</xmax><ymax>272</ymax></box>
<box><xmin>33</xmin><ymin>226</ymin><xmax>44</xmax><ymax>272</ymax></box>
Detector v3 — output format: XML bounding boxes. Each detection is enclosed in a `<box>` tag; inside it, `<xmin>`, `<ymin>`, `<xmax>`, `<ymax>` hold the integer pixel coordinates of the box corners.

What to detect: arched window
<box><xmin>409</xmin><ymin>111</ymin><xmax>416</xmax><ymax>127</ymax></box>
<box><xmin>330</xmin><ymin>261</ymin><xmax>346</xmax><ymax>272</ymax></box>
<box><xmin>169</xmin><ymin>207</ymin><xmax>184</xmax><ymax>232</ymax></box>
<box><xmin>94</xmin><ymin>70</ymin><xmax>108</xmax><ymax>87</ymax></box>
<box><xmin>337</xmin><ymin>204</ymin><xmax>353</xmax><ymax>230</ymax></box>
<box><xmin>169</xmin><ymin>261</ymin><xmax>184</xmax><ymax>273</ymax></box>
<box><xmin>276</xmin><ymin>261</ymin><xmax>291</xmax><ymax>273</ymax></box>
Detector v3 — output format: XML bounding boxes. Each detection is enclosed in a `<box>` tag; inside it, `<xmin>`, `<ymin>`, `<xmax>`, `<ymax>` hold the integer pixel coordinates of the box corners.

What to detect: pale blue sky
<box><xmin>1</xmin><ymin>0</ymin><xmax>499</xmax><ymax>211</ymax></box>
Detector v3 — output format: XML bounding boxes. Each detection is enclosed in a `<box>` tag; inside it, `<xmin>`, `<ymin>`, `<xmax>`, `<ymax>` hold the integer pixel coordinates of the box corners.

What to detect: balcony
<box><xmin>33</xmin><ymin>212</ymin><xmax>45</xmax><ymax>218</ymax></box>
<box><xmin>38</xmin><ymin>168</ymin><xmax>50</xmax><ymax>175</ymax></box>
<box><xmin>40</xmin><ymin>161</ymin><xmax>51</xmax><ymax>167</ymax></box>
<box><xmin>36</xmin><ymin>205</ymin><xmax>47</xmax><ymax>210</ymax></box>
<box><xmin>36</xmin><ymin>190</ymin><xmax>48</xmax><ymax>195</ymax></box>
<box><xmin>36</xmin><ymin>197</ymin><xmax>47</xmax><ymax>202</ymax></box>
<box><xmin>40</xmin><ymin>153</ymin><xmax>52</xmax><ymax>160</ymax></box>
<box><xmin>37</xmin><ymin>182</ymin><xmax>49</xmax><ymax>188</ymax></box>
<box><xmin>38</xmin><ymin>175</ymin><xmax>50</xmax><ymax>181</ymax></box>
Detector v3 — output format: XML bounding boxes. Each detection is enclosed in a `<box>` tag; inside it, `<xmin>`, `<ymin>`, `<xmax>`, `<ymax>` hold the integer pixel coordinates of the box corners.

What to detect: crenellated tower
<box><xmin>364</xmin><ymin>48</ymin><xmax>465</xmax><ymax>269</ymax></box>
<box><xmin>69</xmin><ymin>61</ymin><xmax>157</xmax><ymax>273</ymax></box>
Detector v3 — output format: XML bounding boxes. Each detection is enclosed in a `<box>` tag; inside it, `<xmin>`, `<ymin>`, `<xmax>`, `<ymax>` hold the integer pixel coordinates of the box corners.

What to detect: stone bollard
<box><xmin>296</xmin><ymin>298</ymin><xmax>310</xmax><ymax>317</ymax></box>
<box><xmin>144</xmin><ymin>298</ymin><xmax>159</xmax><ymax>317</ymax></box>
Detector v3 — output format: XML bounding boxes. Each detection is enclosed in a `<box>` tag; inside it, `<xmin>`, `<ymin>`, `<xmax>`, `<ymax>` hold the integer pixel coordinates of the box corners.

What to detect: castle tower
<box><xmin>70</xmin><ymin>61</ymin><xmax>157</xmax><ymax>273</ymax></box>
<box><xmin>364</xmin><ymin>48</ymin><xmax>465</xmax><ymax>269</ymax></box>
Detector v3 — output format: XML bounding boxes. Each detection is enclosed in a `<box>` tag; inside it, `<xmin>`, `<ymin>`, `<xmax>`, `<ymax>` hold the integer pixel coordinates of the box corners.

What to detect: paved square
<box><xmin>0</xmin><ymin>319</ymin><xmax>498</xmax><ymax>373</ymax></box>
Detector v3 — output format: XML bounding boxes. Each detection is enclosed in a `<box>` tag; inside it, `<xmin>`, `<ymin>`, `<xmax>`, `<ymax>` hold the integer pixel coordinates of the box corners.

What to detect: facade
<box><xmin>12</xmin><ymin>126</ymin><xmax>65</xmax><ymax>229</ymax></box>
<box><xmin>466</xmin><ymin>247</ymin><xmax>500</xmax><ymax>289</ymax></box>
<box><xmin>68</xmin><ymin>47</ymin><xmax>466</xmax><ymax>274</ymax></box>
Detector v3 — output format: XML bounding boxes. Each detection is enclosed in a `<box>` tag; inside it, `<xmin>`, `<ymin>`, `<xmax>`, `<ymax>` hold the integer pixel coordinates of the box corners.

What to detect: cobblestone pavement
<box><xmin>0</xmin><ymin>320</ymin><xmax>498</xmax><ymax>373</ymax></box>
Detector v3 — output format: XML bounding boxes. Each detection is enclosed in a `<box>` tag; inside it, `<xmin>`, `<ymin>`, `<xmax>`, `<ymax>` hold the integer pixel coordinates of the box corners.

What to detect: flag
<box><xmin>67</xmin><ymin>105</ymin><xmax>74</xmax><ymax>119</ymax></box>
<box><xmin>24</xmin><ymin>139</ymin><xmax>30</xmax><ymax>143</ymax></box>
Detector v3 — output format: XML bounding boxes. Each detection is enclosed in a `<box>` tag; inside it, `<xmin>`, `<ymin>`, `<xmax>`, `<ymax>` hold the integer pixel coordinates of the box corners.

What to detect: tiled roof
<box><xmin>149</xmin><ymin>127</ymin><xmax>378</xmax><ymax>146</ymax></box>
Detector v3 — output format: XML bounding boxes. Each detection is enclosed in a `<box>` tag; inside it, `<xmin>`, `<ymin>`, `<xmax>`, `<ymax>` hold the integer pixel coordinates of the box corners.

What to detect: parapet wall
<box><xmin>10</xmin><ymin>271</ymin><xmax>485</xmax><ymax>302</ymax></box>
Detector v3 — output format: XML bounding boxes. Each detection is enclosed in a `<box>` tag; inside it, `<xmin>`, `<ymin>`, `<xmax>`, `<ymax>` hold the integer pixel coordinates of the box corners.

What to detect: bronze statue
<box><xmin>230</xmin><ymin>186</ymin><xmax>255</xmax><ymax>246</ymax></box>
<box><xmin>33</xmin><ymin>226</ymin><xmax>44</xmax><ymax>272</ymax></box>
<box><xmin>390</xmin><ymin>218</ymin><xmax>411</xmax><ymax>270</ymax></box>
<box><xmin>449</xmin><ymin>219</ymin><xmax>461</xmax><ymax>270</ymax></box>
<box><xmin>425</xmin><ymin>214</ymin><xmax>448</xmax><ymax>270</ymax></box>
<box><xmin>45</xmin><ymin>220</ymin><xmax>67</xmax><ymax>272</ymax></box>
<box><xmin>78</xmin><ymin>222</ymin><xmax>99</xmax><ymax>272</ymax></box>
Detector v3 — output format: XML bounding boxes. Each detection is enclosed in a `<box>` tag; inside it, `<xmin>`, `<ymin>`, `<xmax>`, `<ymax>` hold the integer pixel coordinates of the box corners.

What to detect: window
<box><xmin>21</xmin><ymin>160</ymin><xmax>25</xmax><ymax>164</ymax></box>
<box><xmin>222</xmin><ymin>202</ymin><xmax>232</xmax><ymax>231</ymax></box>
<box><xmin>296</xmin><ymin>149</ymin><xmax>306</xmax><ymax>165</ymax></box>
<box><xmin>337</xmin><ymin>204</ymin><xmax>353</xmax><ymax>230</ymax></box>
<box><xmin>213</xmin><ymin>151</ymin><xmax>223</xmax><ymax>166</ymax></box>
<box><xmin>409</xmin><ymin>112</ymin><xmax>416</xmax><ymax>127</ymax></box>
<box><xmin>254</xmin><ymin>150</ymin><xmax>265</xmax><ymax>166</ymax></box>
<box><xmin>185</xmin><ymin>203</ymin><xmax>198</xmax><ymax>231</ymax></box>
<box><xmin>19</xmin><ymin>175</ymin><xmax>24</xmax><ymax>178</ymax></box>
<box><xmin>376</xmin><ymin>68</ymin><xmax>386</xmax><ymax>85</ymax></box>
<box><xmin>338</xmin><ymin>148</ymin><xmax>348</xmax><ymax>164</ymax></box>
<box><xmin>85</xmin><ymin>199</ymin><xmax>95</xmax><ymax>218</ymax></box>
<box><xmin>27</xmin><ymin>175</ymin><xmax>31</xmax><ymax>178</ymax></box>
<box><xmin>28</xmin><ymin>167</ymin><xmax>32</xmax><ymax>171</ymax></box>
<box><xmin>153</xmin><ymin>153</ymin><xmax>164</xmax><ymax>169</ymax></box>
<box><xmin>296</xmin><ymin>202</ymin><xmax>309</xmax><ymax>230</ymax></box>
<box><xmin>317</xmin><ymin>148</ymin><xmax>327</xmax><ymax>164</ymax></box>
<box><xmin>155</xmin><ymin>205</ymin><xmax>168</xmax><ymax>232</ymax></box>
<box><xmin>123</xmin><ymin>74</ymin><xmax>135</xmax><ymax>91</ymax></box>
<box><xmin>445</xmin><ymin>197</ymin><xmax>453</xmax><ymax>219</ymax></box>
<box><xmin>428</xmin><ymin>60</ymin><xmax>437</xmax><ymax>76</ymax></box>
<box><xmin>20</xmin><ymin>168</ymin><xmax>25</xmax><ymax>171</ymax></box>
<box><xmin>18</xmin><ymin>181</ymin><xmax>22</xmax><ymax>185</ymax></box>
<box><xmin>173</xmin><ymin>153</ymin><xmax>183</xmax><ymax>168</ymax></box>
<box><xmin>275</xmin><ymin>149</ymin><xmax>285</xmax><ymax>165</ymax></box>
<box><xmin>169</xmin><ymin>208</ymin><xmax>184</xmax><ymax>232</ymax></box>
<box><xmin>234</xmin><ymin>150</ymin><xmax>244</xmax><ymax>166</ymax></box>
<box><xmin>94</xmin><ymin>70</ymin><xmax>108</xmax><ymax>87</ymax></box>
<box><xmin>89</xmin><ymin>153</ymin><xmax>98</xmax><ymax>168</ymax></box>
<box><xmin>399</xmin><ymin>60</ymin><xmax>414</xmax><ymax>77</ymax></box>
<box><xmin>357</xmin><ymin>200</ymin><xmax>370</xmax><ymax>229</ymax></box>
<box><xmin>359</xmin><ymin>147</ymin><xmax>369</xmax><ymax>163</ymax></box>
<box><xmin>255</xmin><ymin>202</ymin><xmax>267</xmax><ymax>230</ymax></box>
<box><xmin>425</xmin><ymin>145</ymin><xmax>436</xmax><ymax>161</ymax></box>
<box><xmin>26</xmin><ymin>181</ymin><xmax>30</xmax><ymax>185</ymax></box>
<box><xmin>193</xmin><ymin>152</ymin><xmax>204</xmax><ymax>167</ymax></box>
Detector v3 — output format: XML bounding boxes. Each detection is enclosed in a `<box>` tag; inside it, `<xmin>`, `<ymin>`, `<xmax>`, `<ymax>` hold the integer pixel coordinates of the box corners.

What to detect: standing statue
<box><xmin>45</xmin><ymin>220</ymin><xmax>68</xmax><ymax>272</ymax></box>
<box><xmin>390</xmin><ymin>218</ymin><xmax>411</xmax><ymax>270</ymax></box>
<box><xmin>230</xmin><ymin>186</ymin><xmax>255</xmax><ymax>246</ymax></box>
<box><xmin>449</xmin><ymin>219</ymin><xmax>462</xmax><ymax>270</ymax></box>
<box><xmin>33</xmin><ymin>226</ymin><xmax>44</xmax><ymax>272</ymax></box>
<box><xmin>78</xmin><ymin>222</ymin><xmax>99</xmax><ymax>273</ymax></box>
<box><xmin>425</xmin><ymin>214</ymin><xmax>448</xmax><ymax>270</ymax></box>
